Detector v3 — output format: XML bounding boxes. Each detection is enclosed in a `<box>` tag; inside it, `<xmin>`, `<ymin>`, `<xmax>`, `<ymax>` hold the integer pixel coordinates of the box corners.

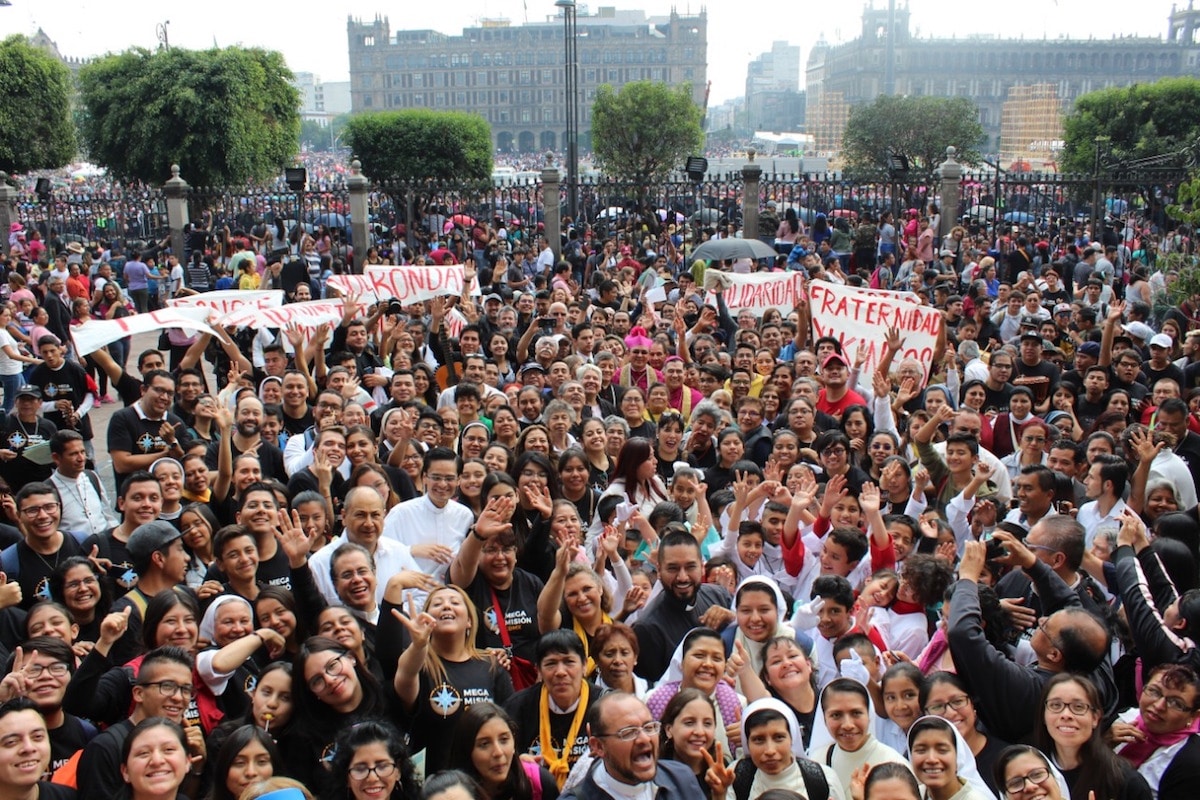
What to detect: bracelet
<box><xmin>471</xmin><ymin>526</ymin><xmax>487</xmax><ymax>542</ymax></box>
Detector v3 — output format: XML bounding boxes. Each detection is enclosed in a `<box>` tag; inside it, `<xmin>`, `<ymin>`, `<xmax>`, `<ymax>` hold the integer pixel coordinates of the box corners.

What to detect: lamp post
<box><xmin>556</xmin><ymin>0</ymin><xmax>579</xmax><ymax>227</ymax></box>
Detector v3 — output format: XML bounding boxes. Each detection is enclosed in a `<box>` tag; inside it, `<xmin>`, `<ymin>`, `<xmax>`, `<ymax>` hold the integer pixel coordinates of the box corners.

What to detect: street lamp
<box><xmin>556</xmin><ymin>0</ymin><xmax>579</xmax><ymax>227</ymax></box>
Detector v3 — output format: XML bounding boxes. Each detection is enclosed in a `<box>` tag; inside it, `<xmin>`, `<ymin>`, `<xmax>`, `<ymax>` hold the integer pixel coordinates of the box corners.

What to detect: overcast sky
<box><xmin>0</xmin><ymin>0</ymin><xmax>1183</xmax><ymax>104</ymax></box>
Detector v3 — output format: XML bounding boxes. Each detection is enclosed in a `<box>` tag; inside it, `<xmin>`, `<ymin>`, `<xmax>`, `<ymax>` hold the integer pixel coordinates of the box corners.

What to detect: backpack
<box><xmin>732</xmin><ymin>753</ymin><xmax>829</xmax><ymax>800</ymax></box>
<box><xmin>0</xmin><ymin>522</ymin><xmax>96</xmax><ymax>580</ymax></box>
<box><xmin>521</xmin><ymin>759</ymin><xmax>542</xmax><ymax>800</ymax></box>
<box><xmin>869</xmin><ymin>267</ymin><xmax>883</xmax><ymax>290</ymax></box>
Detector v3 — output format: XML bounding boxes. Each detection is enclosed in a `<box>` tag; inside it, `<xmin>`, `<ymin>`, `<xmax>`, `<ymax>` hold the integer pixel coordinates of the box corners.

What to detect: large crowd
<box><xmin>0</xmin><ymin>197</ymin><xmax>1194</xmax><ymax>800</ymax></box>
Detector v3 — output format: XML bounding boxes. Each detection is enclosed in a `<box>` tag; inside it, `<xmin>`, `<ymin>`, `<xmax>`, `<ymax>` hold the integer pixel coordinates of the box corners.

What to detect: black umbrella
<box><xmin>689</xmin><ymin>238</ymin><xmax>779</xmax><ymax>262</ymax></box>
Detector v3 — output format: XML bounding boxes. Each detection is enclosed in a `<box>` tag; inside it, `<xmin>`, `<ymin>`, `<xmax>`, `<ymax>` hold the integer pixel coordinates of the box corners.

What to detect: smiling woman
<box><xmin>119</xmin><ymin>718</ymin><xmax>191</xmax><ymax>800</ymax></box>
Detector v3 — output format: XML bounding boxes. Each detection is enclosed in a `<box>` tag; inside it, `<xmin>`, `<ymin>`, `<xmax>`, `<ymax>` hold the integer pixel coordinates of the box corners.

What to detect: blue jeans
<box><xmin>0</xmin><ymin>372</ymin><xmax>22</xmax><ymax>414</ymax></box>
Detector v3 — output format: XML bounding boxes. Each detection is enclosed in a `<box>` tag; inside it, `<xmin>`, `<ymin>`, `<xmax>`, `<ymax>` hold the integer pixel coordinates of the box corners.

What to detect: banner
<box><xmin>167</xmin><ymin>290</ymin><xmax>284</xmax><ymax>315</ymax></box>
<box><xmin>807</xmin><ymin>281</ymin><xmax>942</xmax><ymax>383</ymax></box>
<box><xmin>327</xmin><ymin>266</ymin><xmax>480</xmax><ymax>305</ymax></box>
<box><xmin>704</xmin><ymin>271</ymin><xmax>806</xmax><ymax>317</ymax></box>
<box><xmin>219</xmin><ymin>299</ymin><xmax>345</xmax><ymax>331</ymax></box>
<box><xmin>73</xmin><ymin>307</ymin><xmax>219</xmax><ymax>357</ymax></box>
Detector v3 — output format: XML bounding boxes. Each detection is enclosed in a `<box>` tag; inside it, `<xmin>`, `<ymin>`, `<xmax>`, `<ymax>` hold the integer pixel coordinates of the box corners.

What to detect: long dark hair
<box><xmin>291</xmin><ymin>637</ymin><xmax>384</xmax><ymax>730</ymax></box>
<box><xmin>143</xmin><ymin>589</ymin><xmax>200</xmax><ymax>651</ymax></box>
<box><xmin>208</xmin><ymin>725</ymin><xmax>282</xmax><ymax>800</ymax></box>
<box><xmin>658</xmin><ymin>687</ymin><xmax>718</xmax><ymax>765</ymax></box>
<box><xmin>255</xmin><ymin>586</ymin><xmax>307</xmax><ymax>653</ymax></box>
<box><xmin>611</xmin><ymin>437</ymin><xmax>666</xmax><ymax>504</ymax></box>
<box><xmin>1032</xmin><ymin>674</ymin><xmax>1124</xmax><ymax>800</ymax></box>
<box><xmin>446</xmin><ymin>702</ymin><xmax>531</xmax><ymax>799</ymax></box>
<box><xmin>326</xmin><ymin>720</ymin><xmax>421</xmax><ymax>800</ymax></box>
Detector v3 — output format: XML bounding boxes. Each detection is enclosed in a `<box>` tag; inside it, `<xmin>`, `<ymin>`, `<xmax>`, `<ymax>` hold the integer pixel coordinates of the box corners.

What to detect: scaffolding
<box><xmin>999</xmin><ymin>84</ymin><xmax>1065</xmax><ymax>172</ymax></box>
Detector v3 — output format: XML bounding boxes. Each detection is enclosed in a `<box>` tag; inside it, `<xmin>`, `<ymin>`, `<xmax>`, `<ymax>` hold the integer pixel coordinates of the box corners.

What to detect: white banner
<box><xmin>705</xmin><ymin>271</ymin><xmax>807</xmax><ymax>317</ymax></box>
<box><xmin>807</xmin><ymin>281</ymin><xmax>943</xmax><ymax>384</ymax></box>
<box><xmin>72</xmin><ymin>307</ymin><xmax>219</xmax><ymax>357</ymax></box>
<box><xmin>167</xmin><ymin>290</ymin><xmax>284</xmax><ymax>315</ymax></box>
<box><xmin>219</xmin><ymin>299</ymin><xmax>345</xmax><ymax>331</ymax></box>
<box><xmin>328</xmin><ymin>266</ymin><xmax>480</xmax><ymax>306</ymax></box>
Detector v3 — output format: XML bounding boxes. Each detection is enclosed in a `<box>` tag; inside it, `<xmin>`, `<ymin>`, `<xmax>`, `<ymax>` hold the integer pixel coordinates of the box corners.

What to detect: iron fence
<box><xmin>15</xmin><ymin>187</ymin><xmax>168</xmax><ymax>243</ymax></box>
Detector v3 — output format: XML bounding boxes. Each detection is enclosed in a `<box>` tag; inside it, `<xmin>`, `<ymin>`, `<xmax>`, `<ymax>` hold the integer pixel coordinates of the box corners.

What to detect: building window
<box><xmin>521</xmin><ymin>109</ymin><xmax>531</xmax><ymax>122</ymax></box>
<box><xmin>363</xmin><ymin>36</ymin><xmax>374</xmax><ymax>47</ymax></box>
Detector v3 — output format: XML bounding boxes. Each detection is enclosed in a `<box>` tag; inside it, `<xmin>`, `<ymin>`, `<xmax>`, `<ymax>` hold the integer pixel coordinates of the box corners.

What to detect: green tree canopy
<box><xmin>300</xmin><ymin>113</ymin><xmax>351</xmax><ymax>152</ymax></box>
<box><xmin>591</xmin><ymin>81</ymin><xmax>703</xmax><ymax>185</ymax></box>
<box><xmin>77</xmin><ymin>46</ymin><xmax>300</xmax><ymax>186</ymax></box>
<box><xmin>842</xmin><ymin>95</ymin><xmax>984</xmax><ymax>175</ymax></box>
<box><xmin>0</xmin><ymin>35</ymin><xmax>76</xmax><ymax>174</ymax></box>
<box><xmin>1060</xmin><ymin>78</ymin><xmax>1200</xmax><ymax>174</ymax></box>
<box><xmin>343</xmin><ymin>110</ymin><xmax>491</xmax><ymax>182</ymax></box>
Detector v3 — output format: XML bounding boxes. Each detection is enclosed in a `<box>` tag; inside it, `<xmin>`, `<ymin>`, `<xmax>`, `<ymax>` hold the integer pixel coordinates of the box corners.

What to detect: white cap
<box><xmin>1149</xmin><ymin>333</ymin><xmax>1173</xmax><ymax>349</ymax></box>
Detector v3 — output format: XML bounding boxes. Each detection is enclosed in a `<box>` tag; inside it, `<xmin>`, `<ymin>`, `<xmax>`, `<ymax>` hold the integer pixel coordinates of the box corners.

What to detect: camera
<box><xmin>538</xmin><ymin>316</ymin><xmax>554</xmax><ymax>333</ymax></box>
<box><xmin>387</xmin><ymin>298</ymin><xmax>405</xmax><ymax>316</ymax></box>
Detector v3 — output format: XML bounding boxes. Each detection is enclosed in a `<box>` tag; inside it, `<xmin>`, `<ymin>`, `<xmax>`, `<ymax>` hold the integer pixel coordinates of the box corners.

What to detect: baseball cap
<box><xmin>1053</xmin><ymin>303</ymin><xmax>1072</xmax><ymax>315</ymax></box>
<box><xmin>1019</xmin><ymin>315</ymin><xmax>1040</xmax><ymax>328</ymax></box>
<box><xmin>519</xmin><ymin>362</ymin><xmax>546</xmax><ymax>375</ymax></box>
<box><xmin>939</xmin><ymin>249</ymin><xmax>955</xmax><ymax>258</ymax></box>
<box><xmin>1077</xmin><ymin>341</ymin><xmax>1101</xmax><ymax>357</ymax></box>
<box><xmin>127</xmin><ymin>520</ymin><xmax>183</xmax><ymax>564</ymax></box>
<box><xmin>1020</xmin><ymin>330</ymin><xmax>1043</xmax><ymax>342</ymax></box>
<box><xmin>821</xmin><ymin>352</ymin><xmax>848</xmax><ymax>369</ymax></box>
<box><xmin>14</xmin><ymin>385</ymin><xmax>40</xmax><ymax>400</ymax></box>
<box><xmin>1122</xmin><ymin>321</ymin><xmax>1154</xmax><ymax>342</ymax></box>
<box><xmin>1150</xmin><ymin>333</ymin><xmax>1173</xmax><ymax>349</ymax></box>
<box><xmin>484</xmin><ymin>293</ymin><xmax>503</xmax><ymax>304</ymax></box>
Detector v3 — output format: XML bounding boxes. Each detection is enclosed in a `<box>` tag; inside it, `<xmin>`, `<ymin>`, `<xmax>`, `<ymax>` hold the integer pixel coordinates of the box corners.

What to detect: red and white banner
<box><xmin>219</xmin><ymin>299</ymin><xmax>344</xmax><ymax>331</ymax></box>
<box><xmin>327</xmin><ymin>266</ymin><xmax>480</xmax><ymax>305</ymax></box>
<box><xmin>72</xmin><ymin>307</ymin><xmax>219</xmax><ymax>356</ymax></box>
<box><xmin>704</xmin><ymin>271</ymin><xmax>807</xmax><ymax>317</ymax></box>
<box><xmin>167</xmin><ymin>290</ymin><xmax>284</xmax><ymax>315</ymax></box>
<box><xmin>807</xmin><ymin>281</ymin><xmax>942</xmax><ymax>383</ymax></box>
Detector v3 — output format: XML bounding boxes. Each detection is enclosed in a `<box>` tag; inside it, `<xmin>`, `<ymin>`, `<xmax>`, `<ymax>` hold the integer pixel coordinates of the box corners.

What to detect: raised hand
<box><xmin>387</xmin><ymin>570</ymin><xmax>441</xmax><ymax>592</ymax></box>
<box><xmin>392</xmin><ymin>596</ymin><xmax>437</xmax><ymax>648</ymax></box>
<box><xmin>99</xmin><ymin>606</ymin><xmax>132</xmax><ymax>647</ymax></box>
<box><xmin>859</xmin><ymin>483</ymin><xmax>882</xmax><ymax>514</ymax></box>
<box><xmin>310</xmin><ymin>449</ymin><xmax>333</xmax><ymax>488</ymax></box>
<box><xmin>275</xmin><ymin>509</ymin><xmax>311</xmax><ymax>568</ymax></box>
<box><xmin>476</xmin><ymin>495</ymin><xmax>515</xmax><ymax>538</ymax></box>
<box><xmin>523</xmin><ymin>484</ymin><xmax>553</xmax><ymax>519</ymax></box>
<box><xmin>621</xmin><ymin>584</ymin><xmax>649</xmax><ymax>616</ymax></box>
<box><xmin>849</xmin><ymin>763</ymin><xmax>872</xmax><ymax>800</ymax></box>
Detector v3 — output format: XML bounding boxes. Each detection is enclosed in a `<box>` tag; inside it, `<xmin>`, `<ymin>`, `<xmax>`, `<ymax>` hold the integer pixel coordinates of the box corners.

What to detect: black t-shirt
<box><xmin>0</xmin><ymin>414</ymin><xmax>56</xmax><ymax>485</ymax></box>
<box><xmin>36</xmin><ymin>785</ymin><xmax>76</xmax><ymax>800</ymax></box>
<box><xmin>204</xmin><ymin>545</ymin><xmax>293</xmax><ymax>591</ymax></box>
<box><xmin>1012</xmin><ymin>359</ymin><xmax>1060</xmax><ymax>404</ymax></box>
<box><xmin>1074</xmin><ymin>393</ymin><xmax>1109</xmax><ymax>431</ymax></box>
<box><xmin>106</xmin><ymin>406</ymin><xmax>189</xmax><ymax>490</ymax></box>
<box><xmin>28</xmin><ymin>362</ymin><xmax>93</xmax><ymax>441</ymax></box>
<box><xmin>99</xmin><ymin>528</ymin><xmax>138</xmax><ymax>594</ymax></box>
<box><xmin>405</xmin><ymin>657</ymin><xmax>515</xmax><ymax>773</ymax></box>
<box><xmin>10</xmin><ymin>534</ymin><xmax>94</xmax><ymax>609</ymax></box>
<box><xmin>281</xmin><ymin>405</ymin><xmax>314</xmax><ymax>436</ymax></box>
<box><xmin>504</xmin><ymin>682</ymin><xmax>600</xmax><ymax>770</ymax></box>
<box><xmin>462</xmin><ymin>569</ymin><xmax>544</xmax><ymax>664</ymax></box>
<box><xmin>1143</xmin><ymin>362</ymin><xmax>1185</xmax><ymax>393</ymax></box>
<box><xmin>982</xmin><ymin>383</ymin><xmax>1014</xmax><ymax>414</ymax></box>
<box><xmin>75</xmin><ymin>717</ymin><xmax>133</xmax><ymax>800</ymax></box>
<box><xmin>203</xmin><ymin>438</ymin><xmax>288</xmax><ymax>483</ymax></box>
<box><xmin>50</xmin><ymin>714</ymin><xmax>97</xmax><ymax>772</ymax></box>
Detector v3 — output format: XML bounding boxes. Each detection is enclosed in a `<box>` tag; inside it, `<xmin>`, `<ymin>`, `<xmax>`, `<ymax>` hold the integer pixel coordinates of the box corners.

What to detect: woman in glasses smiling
<box><xmin>327</xmin><ymin>720</ymin><xmax>420</xmax><ymax>800</ymax></box>
<box><xmin>1030</xmin><ymin>674</ymin><xmax>1151</xmax><ymax>800</ymax></box>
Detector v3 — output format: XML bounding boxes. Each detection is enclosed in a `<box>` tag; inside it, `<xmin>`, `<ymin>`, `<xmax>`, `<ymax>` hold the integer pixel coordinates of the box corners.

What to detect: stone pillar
<box><xmin>163</xmin><ymin>165</ymin><xmax>189</xmax><ymax>261</ymax></box>
<box><xmin>742</xmin><ymin>149</ymin><xmax>761</xmax><ymax>240</ymax></box>
<box><xmin>937</xmin><ymin>146</ymin><xmax>963</xmax><ymax>239</ymax></box>
<box><xmin>347</xmin><ymin>158</ymin><xmax>370</xmax><ymax>274</ymax></box>
<box><xmin>541</xmin><ymin>166</ymin><xmax>562</xmax><ymax>260</ymax></box>
<box><xmin>0</xmin><ymin>174</ymin><xmax>17</xmax><ymax>244</ymax></box>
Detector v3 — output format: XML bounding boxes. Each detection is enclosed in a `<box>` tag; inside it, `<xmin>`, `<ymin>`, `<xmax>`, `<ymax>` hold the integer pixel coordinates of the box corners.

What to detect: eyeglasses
<box><xmin>594</xmin><ymin>721</ymin><xmax>662</xmax><ymax>741</ymax></box>
<box><xmin>925</xmin><ymin>695</ymin><xmax>971</xmax><ymax>715</ymax></box>
<box><xmin>349</xmin><ymin>762</ymin><xmax>397</xmax><ymax>781</ymax></box>
<box><xmin>307</xmin><ymin>653</ymin><xmax>348</xmax><ymax>693</ymax></box>
<box><xmin>63</xmin><ymin>576</ymin><xmax>99</xmax><ymax>591</ymax></box>
<box><xmin>426</xmin><ymin>474</ymin><xmax>458</xmax><ymax>484</ymax></box>
<box><xmin>1143</xmin><ymin>683</ymin><xmax>1194</xmax><ymax>713</ymax></box>
<box><xmin>869</xmin><ymin>442</ymin><xmax>894</xmax><ymax>450</ymax></box>
<box><xmin>822</xmin><ymin>447</ymin><xmax>847</xmax><ymax>456</ymax></box>
<box><xmin>482</xmin><ymin>544</ymin><xmax>518</xmax><ymax>556</ymax></box>
<box><xmin>1004</xmin><ymin>767</ymin><xmax>1050</xmax><ymax>795</ymax></box>
<box><xmin>25</xmin><ymin>662</ymin><xmax>69</xmax><ymax>678</ymax></box>
<box><xmin>148</xmin><ymin>385</ymin><xmax>176</xmax><ymax>397</ymax></box>
<box><xmin>138</xmin><ymin>680</ymin><xmax>195</xmax><ymax>698</ymax></box>
<box><xmin>337</xmin><ymin>567</ymin><xmax>373</xmax><ymax>583</ymax></box>
<box><xmin>1045</xmin><ymin>698</ymin><xmax>1094</xmax><ymax>716</ymax></box>
<box><xmin>19</xmin><ymin>502</ymin><xmax>59</xmax><ymax>517</ymax></box>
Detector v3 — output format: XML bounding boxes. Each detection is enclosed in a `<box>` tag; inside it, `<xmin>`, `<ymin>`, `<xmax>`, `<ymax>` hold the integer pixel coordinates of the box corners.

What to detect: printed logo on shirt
<box><xmin>35</xmin><ymin>577</ymin><xmax>51</xmax><ymax>601</ymax></box>
<box><xmin>6</xmin><ymin>432</ymin><xmax>25</xmax><ymax>450</ymax></box>
<box><xmin>429</xmin><ymin>682</ymin><xmax>462</xmax><ymax>716</ymax></box>
<box><xmin>44</xmin><ymin>383</ymin><xmax>59</xmax><ymax>398</ymax></box>
<box><xmin>244</xmin><ymin>674</ymin><xmax>258</xmax><ymax>694</ymax></box>
<box><xmin>136</xmin><ymin>433</ymin><xmax>162</xmax><ymax>453</ymax></box>
<box><xmin>321</xmin><ymin>742</ymin><xmax>337</xmax><ymax>769</ymax></box>
<box><xmin>113</xmin><ymin>561</ymin><xmax>138</xmax><ymax>592</ymax></box>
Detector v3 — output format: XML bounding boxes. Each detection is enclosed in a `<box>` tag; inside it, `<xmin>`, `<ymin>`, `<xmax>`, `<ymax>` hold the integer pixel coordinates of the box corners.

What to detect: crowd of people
<box><xmin>0</xmin><ymin>196</ymin><xmax>1196</xmax><ymax>800</ymax></box>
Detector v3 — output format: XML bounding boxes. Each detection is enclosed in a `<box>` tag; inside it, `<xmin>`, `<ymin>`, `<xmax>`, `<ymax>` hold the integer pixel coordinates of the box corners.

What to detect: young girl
<box><xmin>709</xmin><ymin>698</ymin><xmax>840</xmax><ymax>800</ymax></box>
<box><xmin>660</xmin><ymin>688</ymin><xmax>720</xmax><ymax>798</ymax></box>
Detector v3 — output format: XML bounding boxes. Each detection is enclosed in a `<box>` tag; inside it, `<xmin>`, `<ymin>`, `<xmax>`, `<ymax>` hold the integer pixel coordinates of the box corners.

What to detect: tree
<box><xmin>0</xmin><ymin>35</ymin><xmax>76</xmax><ymax>174</ymax></box>
<box><xmin>343</xmin><ymin>110</ymin><xmax>491</xmax><ymax>182</ymax></box>
<box><xmin>78</xmin><ymin>46</ymin><xmax>300</xmax><ymax>186</ymax></box>
<box><xmin>842</xmin><ymin>95</ymin><xmax>984</xmax><ymax>175</ymax></box>
<box><xmin>1060</xmin><ymin>78</ymin><xmax>1200</xmax><ymax>174</ymax></box>
<box><xmin>591</xmin><ymin>81</ymin><xmax>703</xmax><ymax>185</ymax></box>
<box><xmin>300</xmin><ymin>113</ymin><xmax>352</xmax><ymax>152</ymax></box>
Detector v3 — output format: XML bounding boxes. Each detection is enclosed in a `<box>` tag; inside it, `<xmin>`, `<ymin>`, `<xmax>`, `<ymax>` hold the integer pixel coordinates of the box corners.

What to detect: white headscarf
<box><xmin>661</xmin><ymin>626</ymin><xmax>720</xmax><ymax>685</ymax></box>
<box><xmin>200</xmin><ymin>595</ymin><xmax>254</xmax><ymax>643</ymax></box>
<box><xmin>729</xmin><ymin>576</ymin><xmax>794</xmax><ymax>683</ymax></box>
<box><xmin>740</xmin><ymin>697</ymin><xmax>807</xmax><ymax>758</ymax></box>
<box><xmin>906</xmin><ymin>715</ymin><xmax>990</xmax><ymax>800</ymax></box>
<box><xmin>807</xmin><ymin>674</ymin><xmax>881</xmax><ymax>757</ymax></box>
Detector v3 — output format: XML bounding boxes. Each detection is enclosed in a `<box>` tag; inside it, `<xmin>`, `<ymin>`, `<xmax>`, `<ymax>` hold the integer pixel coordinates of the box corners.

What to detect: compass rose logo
<box><xmin>429</xmin><ymin>682</ymin><xmax>462</xmax><ymax>716</ymax></box>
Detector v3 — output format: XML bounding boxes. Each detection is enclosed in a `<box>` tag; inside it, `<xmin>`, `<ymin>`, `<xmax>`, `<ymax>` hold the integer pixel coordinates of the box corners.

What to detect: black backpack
<box><xmin>731</xmin><ymin>753</ymin><xmax>830</xmax><ymax>800</ymax></box>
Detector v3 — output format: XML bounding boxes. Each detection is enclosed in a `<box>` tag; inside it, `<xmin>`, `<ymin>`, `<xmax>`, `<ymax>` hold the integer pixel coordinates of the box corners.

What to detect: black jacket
<box><xmin>633</xmin><ymin>583</ymin><xmax>732</xmax><ymax>683</ymax></box>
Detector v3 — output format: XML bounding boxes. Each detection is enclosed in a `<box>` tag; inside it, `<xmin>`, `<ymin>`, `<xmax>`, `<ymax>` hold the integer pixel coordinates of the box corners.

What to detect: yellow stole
<box><xmin>539</xmin><ymin>681</ymin><xmax>590</xmax><ymax>788</ymax></box>
<box><xmin>574</xmin><ymin>613</ymin><xmax>613</xmax><ymax>676</ymax></box>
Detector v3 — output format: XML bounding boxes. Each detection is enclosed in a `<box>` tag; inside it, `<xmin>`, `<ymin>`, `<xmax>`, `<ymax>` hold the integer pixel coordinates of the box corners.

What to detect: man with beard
<box><xmin>205</xmin><ymin>395</ymin><xmax>286</xmax><ymax>482</ymax></box>
<box><xmin>632</xmin><ymin>530</ymin><xmax>732</xmax><ymax>682</ymax></box>
<box><xmin>107</xmin><ymin>370</ymin><xmax>188</xmax><ymax>491</ymax></box>
<box><xmin>560</xmin><ymin>692</ymin><xmax>697</xmax><ymax>800</ymax></box>
<box><xmin>505</xmin><ymin>630</ymin><xmax>601</xmax><ymax>787</ymax></box>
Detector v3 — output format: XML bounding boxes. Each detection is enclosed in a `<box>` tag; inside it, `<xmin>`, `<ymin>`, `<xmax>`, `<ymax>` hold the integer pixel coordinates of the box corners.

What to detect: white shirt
<box><xmin>308</xmin><ymin>533</ymin><xmax>426</xmax><ymax>607</ymax></box>
<box><xmin>1152</xmin><ymin>449</ymin><xmax>1199</xmax><ymax>509</ymax></box>
<box><xmin>382</xmin><ymin>495</ymin><xmax>474</xmax><ymax>574</ymax></box>
<box><xmin>1076</xmin><ymin>497</ymin><xmax>1128</xmax><ymax>549</ymax></box>
<box><xmin>51</xmin><ymin>470</ymin><xmax>116</xmax><ymax>536</ymax></box>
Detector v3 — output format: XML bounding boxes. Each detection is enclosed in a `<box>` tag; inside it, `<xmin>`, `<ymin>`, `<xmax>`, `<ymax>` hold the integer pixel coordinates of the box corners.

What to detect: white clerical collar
<box><xmin>548</xmin><ymin>694</ymin><xmax>581</xmax><ymax>715</ymax></box>
<box><xmin>593</xmin><ymin>764</ymin><xmax>656</xmax><ymax>800</ymax></box>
